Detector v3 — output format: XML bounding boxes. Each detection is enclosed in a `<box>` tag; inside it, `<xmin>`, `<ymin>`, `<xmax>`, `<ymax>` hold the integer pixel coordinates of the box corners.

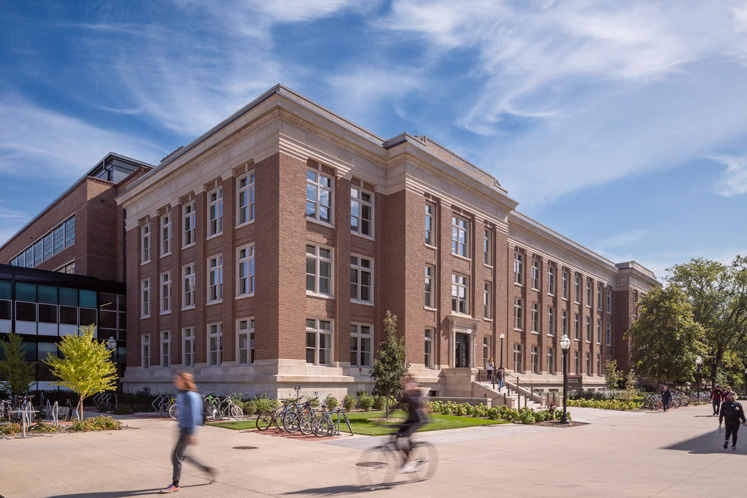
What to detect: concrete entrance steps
<box><xmin>473</xmin><ymin>381</ymin><xmax>544</xmax><ymax>410</ymax></box>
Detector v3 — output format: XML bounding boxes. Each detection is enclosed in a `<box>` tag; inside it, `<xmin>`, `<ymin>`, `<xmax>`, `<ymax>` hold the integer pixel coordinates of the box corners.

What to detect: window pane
<box><xmin>59</xmin><ymin>287</ymin><xmax>78</xmax><ymax>307</ymax></box>
<box><xmin>16</xmin><ymin>282</ymin><xmax>36</xmax><ymax>302</ymax></box>
<box><xmin>0</xmin><ymin>280</ymin><xmax>10</xmax><ymax>300</ymax></box>
<box><xmin>59</xmin><ymin>306</ymin><xmax>77</xmax><ymax>325</ymax></box>
<box><xmin>16</xmin><ymin>302</ymin><xmax>36</xmax><ymax>321</ymax></box>
<box><xmin>38</xmin><ymin>304</ymin><xmax>57</xmax><ymax>323</ymax></box>
<box><xmin>79</xmin><ymin>290</ymin><xmax>97</xmax><ymax>308</ymax></box>
<box><xmin>0</xmin><ymin>300</ymin><xmax>11</xmax><ymax>320</ymax></box>
<box><xmin>38</xmin><ymin>285</ymin><xmax>58</xmax><ymax>304</ymax></box>
<box><xmin>79</xmin><ymin>308</ymin><xmax>97</xmax><ymax>327</ymax></box>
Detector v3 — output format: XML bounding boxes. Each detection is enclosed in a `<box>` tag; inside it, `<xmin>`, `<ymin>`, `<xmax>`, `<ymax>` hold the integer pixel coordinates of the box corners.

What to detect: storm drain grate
<box><xmin>356</xmin><ymin>462</ymin><xmax>388</xmax><ymax>469</ymax></box>
<box><xmin>233</xmin><ymin>446</ymin><xmax>258</xmax><ymax>450</ymax></box>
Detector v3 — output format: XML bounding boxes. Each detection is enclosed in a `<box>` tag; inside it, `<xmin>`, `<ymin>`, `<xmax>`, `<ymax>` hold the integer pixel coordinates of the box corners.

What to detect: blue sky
<box><xmin>2</xmin><ymin>0</ymin><xmax>747</xmax><ymax>279</ymax></box>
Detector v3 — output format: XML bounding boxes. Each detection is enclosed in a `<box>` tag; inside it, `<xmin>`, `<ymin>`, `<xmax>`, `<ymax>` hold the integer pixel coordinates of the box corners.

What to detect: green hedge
<box><xmin>567</xmin><ymin>399</ymin><xmax>637</xmax><ymax>410</ymax></box>
<box><xmin>427</xmin><ymin>401</ymin><xmax>569</xmax><ymax>424</ymax></box>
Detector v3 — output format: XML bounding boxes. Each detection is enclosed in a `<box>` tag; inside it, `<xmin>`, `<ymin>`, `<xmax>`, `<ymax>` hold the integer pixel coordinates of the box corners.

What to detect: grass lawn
<box><xmin>209</xmin><ymin>410</ymin><xmax>507</xmax><ymax>435</ymax></box>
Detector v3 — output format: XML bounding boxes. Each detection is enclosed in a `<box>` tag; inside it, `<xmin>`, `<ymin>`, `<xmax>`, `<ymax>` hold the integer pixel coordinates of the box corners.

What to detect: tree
<box><xmin>667</xmin><ymin>257</ymin><xmax>747</xmax><ymax>383</ymax></box>
<box><xmin>44</xmin><ymin>326</ymin><xmax>117</xmax><ymax>420</ymax></box>
<box><xmin>370</xmin><ymin>311</ymin><xmax>410</xmax><ymax>419</ymax></box>
<box><xmin>625</xmin><ymin>286</ymin><xmax>705</xmax><ymax>385</ymax></box>
<box><xmin>0</xmin><ymin>331</ymin><xmax>35</xmax><ymax>396</ymax></box>
<box><xmin>604</xmin><ymin>359</ymin><xmax>622</xmax><ymax>392</ymax></box>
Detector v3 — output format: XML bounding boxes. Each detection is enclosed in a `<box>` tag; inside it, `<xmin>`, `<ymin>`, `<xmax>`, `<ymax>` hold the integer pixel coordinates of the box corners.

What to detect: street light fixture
<box><xmin>106</xmin><ymin>337</ymin><xmax>117</xmax><ymax>351</ymax></box>
<box><xmin>559</xmin><ymin>334</ymin><xmax>571</xmax><ymax>424</ymax></box>
<box><xmin>695</xmin><ymin>356</ymin><xmax>702</xmax><ymax>402</ymax></box>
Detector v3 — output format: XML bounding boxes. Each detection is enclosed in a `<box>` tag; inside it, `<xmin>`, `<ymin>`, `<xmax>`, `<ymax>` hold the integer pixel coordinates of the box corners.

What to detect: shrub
<box><xmin>373</xmin><ymin>395</ymin><xmax>387</xmax><ymax>411</ymax></box>
<box><xmin>253</xmin><ymin>396</ymin><xmax>278</xmax><ymax>414</ymax></box>
<box><xmin>359</xmin><ymin>392</ymin><xmax>374</xmax><ymax>411</ymax></box>
<box><xmin>0</xmin><ymin>422</ymin><xmax>21</xmax><ymax>435</ymax></box>
<box><xmin>69</xmin><ymin>415</ymin><xmax>122</xmax><ymax>432</ymax></box>
<box><xmin>113</xmin><ymin>404</ymin><xmax>137</xmax><ymax>415</ymax></box>
<box><xmin>343</xmin><ymin>394</ymin><xmax>357</xmax><ymax>412</ymax></box>
<box><xmin>324</xmin><ymin>395</ymin><xmax>338</xmax><ymax>410</ymax></box>
<box><xmin>567</xmin><ymin>399</ymin><xmax>636</xmax><ymax>411</ymax></box>
<box><xmin>32</xmin><ymin>421</ymin><xmax>61</xmax><ymax>433</ymax></box>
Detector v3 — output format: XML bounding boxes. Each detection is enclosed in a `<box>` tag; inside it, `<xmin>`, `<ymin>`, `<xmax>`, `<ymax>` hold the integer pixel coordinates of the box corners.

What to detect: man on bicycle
<box><xmin>397</xmin><ymin>376</ymin><xmax>428</xmax><ymax>473</ymax></box>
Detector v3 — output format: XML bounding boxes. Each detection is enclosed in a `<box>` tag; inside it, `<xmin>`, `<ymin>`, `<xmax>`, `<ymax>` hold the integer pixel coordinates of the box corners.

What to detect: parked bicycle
<box><xmin>312</xmin><ymin>404</ymin><xmax>352</xmax><ymax>437</ymax></box>
<box><xmin>256</xmin><ymin>398</ymin><xmax>297</xmax><ymax>431</ymax></box>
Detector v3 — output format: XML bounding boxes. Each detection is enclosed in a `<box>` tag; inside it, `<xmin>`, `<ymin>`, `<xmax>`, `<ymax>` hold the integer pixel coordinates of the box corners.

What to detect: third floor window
<box><xmin>451</xmin><ymin>215</ymin><xmax>469</xmax><ymax>257</ymax></box>
<box><xmin>237</xmin><ymin>172</ymin><xmax>255</xmax><ymax>225</ymax></box>
<box><xmin>351</xmin><ymin>187</ymin><xmax>373</xmax><ymax>237</ymax></box>
<box><xmin>306</xmin><ymin>170</ymin><xmax>333</xmax><ymax>224</ymax></box>
<box><xmin>208</xmin><ymin>188</ymin><xmax>223</xmax><ymax>237</ymax></box>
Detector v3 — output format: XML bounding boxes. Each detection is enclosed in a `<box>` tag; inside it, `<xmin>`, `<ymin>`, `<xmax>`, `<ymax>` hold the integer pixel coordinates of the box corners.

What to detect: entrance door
<box><xmin>455</xmin><ymin>332</ymin><xmax>470</xmax><ymax>367</ymax></box>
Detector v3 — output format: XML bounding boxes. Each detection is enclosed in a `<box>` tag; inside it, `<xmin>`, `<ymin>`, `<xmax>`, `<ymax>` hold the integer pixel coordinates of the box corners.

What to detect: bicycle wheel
<box><xmin>230</xmin><ymin>404</ymin><xmax>244</xmax><ymax>420</ymax></box>
<box><xmin>299</xmin><ymin>413</ymin><xmax>314</xmax><ymax>435</ymax></box>
<box><xmin>159</xmin><ymin>401</ymin><xmax>169</xmax><ymax>418</ymax></box>
<box><xmin>169</xmin><ymin>404</ymin><xmax>180</xmax><ymax>420</ymax></box>
<box><xmin>407</xmin><ymin>441</ymin><xmax>438</xmax><ymax>482</ymax></box>
<box><xmin>357</xmin><ymin>446</ymin><xmax>395</xmax><ymax>490</ymax></box>
<box><xmin>312</xmin><ymin>414</ymin><xmax>334</xmax><ymax>437</ymax></box>
<box><xmin>256</xmin><ymin>411</ymin><xmax>275</xmax><ymax>431</ymax></box>
<box><xmin>283</xmin><ymin>412</ymin><xmax>300</xmax><ymax>433</ymax></box>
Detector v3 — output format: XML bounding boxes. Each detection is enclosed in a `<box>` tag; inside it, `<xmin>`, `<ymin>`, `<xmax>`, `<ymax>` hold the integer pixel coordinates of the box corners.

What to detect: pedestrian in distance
<box><xmin>722</xmin><ymin>386</ymin><xmax>733</xmax><ymax>414</ymax></box>
<box><xmin>160</xmin><ymin>371</ymin><xmax>216</xmax><ymax>494</ymax></box>
<box><xmin>710</xmin><ymin>384</ymin><xmax>724</xmax><ymax>416</ymax></box>
<box><xmin>497</xmin><ymin>366</ymin><xmax>505</xmax><ymax>392</ymax></box>
<box><xmin>486</xmin><ymin>357</ymin><xmax>494</xmax><ymax>383</ymax></box>
<box><xmin>661</xmin><ymin>385</ymin><xmax>672</xmax><ymax>412</ymax></box>
<box><xmin>719</xmin><ymin>392</ymin><xmax>747</xmax><ymax>451</ymax></box>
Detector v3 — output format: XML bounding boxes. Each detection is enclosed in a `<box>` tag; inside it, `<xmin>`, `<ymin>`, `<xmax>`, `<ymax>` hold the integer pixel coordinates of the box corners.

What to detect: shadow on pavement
<box><xmin>45</xmin><ymin>483</ymin><xmax>210</xmax><ymax>497</ymax></box>
<box><xmin>663</xmin><ymin>431</ymin><xmax>747</xmax><ymax>455</ymax></box>
<box><xmin>282</xmin><ymin>483</ymin><xmax>404</xmax><ymax>495</ymax></box>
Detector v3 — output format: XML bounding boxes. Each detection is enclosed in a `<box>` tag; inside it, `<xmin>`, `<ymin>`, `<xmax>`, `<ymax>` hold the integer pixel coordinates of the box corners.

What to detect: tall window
<box><xmin>586</xmin><ymin>352</ymin><xmax>591</xmax><ymax>375</ymax></box>
<box><xmin>607</xmin><ymin>289</ymin><xmax>612</xmax><ymax>313</ymax></box>
<box><xmin>451</xmin><ymin>274</ymin><xmax>469</xmax><ymax>314</ymax></box>
<box><xmin>306</xmin><ymin>318</ymin><xmax>332</xmax><ymax>365</ymax></box>
<box><xmin>141</xmin><ymin>278</ymin><xmax>150</xmax><ymax>318</ymax></box>
<box><xmin>208</xmin><ymin>323</ymin><xmax>222</xmax><ymax>366</ymax></box>
<box><xmin>351</xmin><ymin>187</ymin><xmax>373</xmax><ymax>237</ymax></box>
<box><xmin>425</xmin><ymin>202</ymin><xmax>435</xmax><ymax>246</ymax></box>
<box><xmin>183</xmin><ymin>327</ymin><xmax>194</xmax><ymax>367</ymax></box>
<box><xmin>237</xmin><ymin>172</ymin><xmax>255</xmax><ymax>225</ymax></box>
<box><xmin>183</xmin><ymin>202</ymin><xmax>195</xmax><ymax>247</ymax></box>
<box><xmin>161</xmin><ymin>331</ymin><xmax>171</xmax><ymax>368</ymax></box>
<box><xmin>514</xmin><ymin>250</ymin><xmax>524</xmax><ymax>285</ymax></box>
<box><xmin>561</xmin><ymin>310</ymin><xmax>568</xmax><ymax>336</ymax></box>
<box><xmin>548</xmin><ymin>265</ymin><xmax>556</xmax><ymax>295</ymax></box>
<box><xmin>141</xmin><ymin>334</ymin><xmax>150</xmax><ymax>368</ymax></box>
<box><xmin>207</xmin><ymin>188</ymin><xmax>223</xmax><ymax>237</ymax></box>
<box><xmin>306</xmin><ymin>245</ymin><xmax>333</xmax><ymax>296</ymax></box>
<box><xmin>547</xmin><ymin>348</ymin><xmax>555</xmax><ymax>374</ymax></box>
<box><xmin>586</xmin><ymin>280</ymin><xmax>592</xmax><ymax>307</ymax></box>
<box><xmin>574</xmin><ymin>351</ymin><xmax>580</xmax><ymax>375</ymax></box>
<box><xmin>531</xmin><ymin>303</ymin><xmax>540</xmax><ymax>332</ymax></box>
<box><xmin>597</xmin><ymin>284</ymin><xmax>603</xmax><ymax>311</ymax></box>
<box><xmin>424</xmin><ymin>265</ymin><xmax>434</xmax><ymax>308</ymax></box>
<box><xmin>65</xmin><ymin>217</ymin><xmax>75</xmax><ymax>247</ymax></box>
<box><xmin>531</xmin><ymin>259</ymin><xmax>540</xmax><ymax>290</ymax></box>
<box><xmin>451</xmin><ymin>215</ymin><xmax>469</xmax><ymax>257</ymax></box>
<box><xmin>141</xmin><ymin>224</ymin><xmax>151</xmax><ymax>264</ymax></box>
<box><xmin>596</xmin><ymin>354</ymin><xmax>602</xmax><ymax>375</ymax></box>
<box><xmin>350</xmin><ymin>324</ymin><xmax>372</xmax><ymax>367</ymax></box>
<box><xmin>606</xmin><ymin>322</ymin><xmax>612</xmax><ymax>346</ymax></box>
<box><xmin>586</xmin><ymin>316</ymin><xmax>592</xmax><ymax>342</ymax></box>
<box><xmin>596</xmin><ymin>319</ymin><xmax>602</xmax><ymax>344</ymax></box>
<box><xmin>562</xmin><ymin>270</ymin><xmax>569</xmax><ymax>299</ymax></box>
<box><xmin>574</xmin><ymin>313</ymin><xmax>580</xmax><ymax>340</ymax></box>
<box><xmin>350</xmin><ymin>256</ymin><xmax>373</xmax><ymax>303</ymax></box>
<box><xmin>208</xmin><ymin>255</ymin><xmax>223</xmax><ymax>303</ymax></box>
<box><xmin>548</xmin><ymin>307</ymin><xmax>555</xmax><ymax>336</ymax></box>
<box><xmin>306</xmin><ymin>170</ymin><xmax>333</xmax><ymax>224</ymax></box>
<box><xmin>424</xmin><ymin>329</ymin><xmax>433</xmax><ymax>368</ymax></box>
<box><xmin>483</xmin><ymin>282</ymin><xmax>492</xmax><ymax>319</ymax></box>
<box><xmin>160</xmin><ymin>272</ymin><xmax>171</xmax><ymax>314</ymax></box>
<box><xmin>161</xmin><ymin>214</ymin><xmax>171</xmax><ymax>256</ymax></box>
<box><xmin>531</xmin><ymin>346</ymin><xmax>540</xmax><ymax>374</ymax></box>
<box><xmin>182</xmin><ymin>264</ymin><xmax>195</xmax><ymax>309</ymax></box>
<box><xmin>237</xmin><ymin>245</ymin><xmax>255</xmax><ymax>297</ymax></box>
<box><xmin>574</xmin><ymin>275</ymin><xmax>581</xmax><ymax>303</ymax></box>
<box><xmin>484</xmin><ymin>229</ymin><xmax>492</xmax><ymax>266</ymax></box>
<box><xmin>513</xmin><ymin>344</ymin><xmax>523</xmax><ymax>373</ymax></box>
<box><xmin>238</xmin><ymin>318</ymin><xmax>254</xmax><ymax>365</ymax></box>
<box><xmin>514</xmin><ymin>298</ymin><xmax>523</xmax><ymax>330</ymax></box>
<box><xmin>483</xmin><ymin>336</ymin><xmax>491</xmax><ymax>366</ymax></box>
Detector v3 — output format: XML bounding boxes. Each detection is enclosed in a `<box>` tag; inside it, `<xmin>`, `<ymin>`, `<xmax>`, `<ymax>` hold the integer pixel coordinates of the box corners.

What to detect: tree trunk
<box><xmin>78</xmin><ymin>397</ymin><xmax>84</xmax><ymax>421</ymax></box>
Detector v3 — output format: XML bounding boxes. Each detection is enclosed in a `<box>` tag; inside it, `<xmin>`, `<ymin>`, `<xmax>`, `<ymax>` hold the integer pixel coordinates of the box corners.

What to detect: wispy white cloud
<box><xmin>0</xmin><ymin>207</ymin><xmax>32</xmax><ymax>248</ymax></box>
<box><xmin>594</xmin><ymin>230</ymin><xmax>651</xmax><ymax>250</ymax></box>
<box><xmin>711</xmin><ymin>155</ymin><xmax>747</xmax><ymax>197</ymax></box>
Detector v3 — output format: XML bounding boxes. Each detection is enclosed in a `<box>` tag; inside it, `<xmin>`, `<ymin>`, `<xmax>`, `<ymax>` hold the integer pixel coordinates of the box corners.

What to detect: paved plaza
<box><xmin>1</xmin><ymin>405</ymin><xmax>745</xmax><ymax>497</ymax></box>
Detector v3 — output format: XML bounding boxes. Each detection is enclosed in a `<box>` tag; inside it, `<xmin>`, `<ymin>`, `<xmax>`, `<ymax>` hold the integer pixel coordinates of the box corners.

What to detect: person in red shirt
<box><xmin>710</xmin><ymin>385</ymin><xmax>724</xmax><ymax>416</ymax></box>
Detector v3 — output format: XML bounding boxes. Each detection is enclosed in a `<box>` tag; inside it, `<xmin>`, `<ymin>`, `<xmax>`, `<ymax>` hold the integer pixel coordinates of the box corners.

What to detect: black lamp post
<box><xmin>695</xmin><ymin>356</ymin><xmax>702</xmax><ymax>403</ymax></box>
<box><xmin>560</xmin><ymin>334</ymin><xmax>571</xmax><ymax>424</ymax></box>
<box><xmin>744</xmin><ymin>366</ymin><xmax>747</xmax><ymax>396</ymax></box>
<box><xmin>106</xmin><ymin>336</ymin><xmax>118</xmax><ymax>391</ymax></box>
<box><xmin>499</xmin><ymin>333</ymin><xmax>505</xmax><ymax>368</ymax></box>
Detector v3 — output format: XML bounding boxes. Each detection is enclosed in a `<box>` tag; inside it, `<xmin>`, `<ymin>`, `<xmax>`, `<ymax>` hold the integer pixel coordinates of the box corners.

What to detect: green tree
<box><xmin>370</xmin><ymin>311</ymin><xmax>410</xmax><ymax>419</ymax></box>
<box><xmin>604</xmin><ymin>359</ymin><xmax>622</xmax><ymax>392</ymax></box>
<box><xmin>625</xmin><ymin>286</ymin><xmax>705</xmax><ymax>385</ymax></box>
<box><xmin>44</xmin><ymin>326</ymin><xmax>117</xmax><ymax>420</ymax></box>
<box><xmin>0</xmin><ymin>331</ymin><xmax>36</xmax><ymax>395</ymax></box>
<box><xmin>668</xmin><ymin>257</ymin><xmax>747</xmax><ymax>383</ymax></box>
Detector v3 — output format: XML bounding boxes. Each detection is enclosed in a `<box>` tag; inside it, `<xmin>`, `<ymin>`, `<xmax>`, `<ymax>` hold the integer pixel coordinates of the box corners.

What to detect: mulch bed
<box><xmin>535</xmin><ymin>420</ymin><xmax>588</xmax><ymax>428</ymax></box>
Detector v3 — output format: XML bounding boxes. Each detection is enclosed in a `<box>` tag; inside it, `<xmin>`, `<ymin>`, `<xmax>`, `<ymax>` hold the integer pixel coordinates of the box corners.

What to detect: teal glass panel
<box><xmin>38</xmin><ymin>285</ymin><xmax>58</xmax><ymax>304</ymax></box>
<box><xmin>79</xmin><ymin>290</ymin><xmax>97</xmax><ymax>309</ymax></box>
<box><xmin>15</xmin><ymin>282</ymin><xmax>36</xmax><ymax>302</ymax></box>
<box><xmin>0</xmin><ymin>280</ymin><xmax>10</xmax><ymax>300</ymax></box>
<box><xmin>59</xmin><ymin>287</ymin><xmax>78</xmax><ymax>307</ymax></box>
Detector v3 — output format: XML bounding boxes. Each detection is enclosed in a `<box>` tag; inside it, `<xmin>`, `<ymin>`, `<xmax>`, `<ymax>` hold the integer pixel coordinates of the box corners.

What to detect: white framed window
<box><xmin>562</xmin><ymin>270</ymin><xmax>569</xmax><ymax>300</ymax></box>
<box><xmin>574</xmin><ymin>313</ymin><xmax>580</xmax><ymax>340</ymax></box>
<box><xmin>141</xmin><ymin>224</ymin><xmax>151</xmax><ymax>264</ymax></box>
<box><xmin>208</xmin><ymin>323</ymin><xmax>223</xmax><ymax>366</ymax></box>
<box><xmin>183</xmin><ymin>202</ymin><xmax>196</xmax><ymax>248</ymax></box>
<box><xmin>160</xmin><ymin>272</ymin><xmax>171</xmax><ymax>314</ymax></box>
<box><xmin>306</xmin><ymin>245</ymin><xmax>333</xmax><ymax>296</ymax></box>
<box><xmin>350</xmin><ymin>323</ymin><xmax>372</xmax><ymax>367</ymax></box>
<box><xmin>237</xmin><ymin>318</ymin><xmax>254</xmax><ymax>365</ymax></box>
<box><xmin>207</xmin><ymin>255</ymin><xmax>223</xmax><ymax>303</ymax></box>
<box><xmin>574</xmin><ymin>351</ymin><xmax>580</xmax><ymax>375</ymax></box>
<box><xmin>351</xmin><ymin>187</ymin><xmax>373</xmax><ymax>237</ymax></box>
<box><xmin>484</xmin><ymin>229</ymin><xmax>492</xmax><ymax>266</ymax></box>
<box><xmin>531</xmin><ymin>303</ymin><xmax>540</xmax><ymax>332</ymax></box>
<box><xmin>597</xmin><ymin>353</ymin><xmax>602</xmax><ymax>376</ymax></box>
<box><xmin>586</xmin><ymin>352</ymin><xmax>592</xmax><ymax>375</ymax></box>
<box><xmin>606</xmin><ymin>322</ymin><xmax>612</xmax><ymax>346</ymax></box>
<box><xmin>531</xmin><ymin>346</ymin><xmax>540</xmax><ymax>374</ymax></box>
<box><xmin>596</xmin><ymin>319</ymin><xmax>602</xmax><ymax>344</ymax></box>
<box><xmin>586</xmin><ymin>280</ymin><xmax>592</xmax><ymax>307</ymax></box>
<box><xmin>597</xmin><ymin>284</ymin><xmax>603</xmax><ymax>311</ymax></box>
<box><xmin>207</xmin><ymin>188</ymin><xmax>223</xmax><ymax>238</ymax></box>
<box><xmin>141</xmin><ymin>334</ymin><xmax>150</xmax><ymax>368</ymax></box>
<box><xmin>306</xmin><ymin>318</ymin><xmax>333</xmax><ymax>365</ymax></box>
<box><xmin>574</xmin><ymin>275</ymin><xmax>581</xmax><ymax>303</ymax></box>
<box><xmin>182</xmin><ymin>264</ymin><xmax>195</xmax><ymax>309</ymax></box>
<box><xmin>140</xmin><ymin>278</ymin><xmax>151</xmax><ymax>318</ymax></box>
<box><xmin>306</xmin><ymin>170</ymin><xmax>333</xmax><ymax>224</ymax></box>
<box><xmin>183</xmin><ymin>327</ymin><xmax>194</xmax><ymax>367</ymax></box>
<box><xmin>237</xmin><ymin>172</ymin><xmax>255</xmax><ymax>226</ymax></box>
<box><xmin>514</xmin><ymin>298</ymin><xmax>523</xmax><ymax>330</ymax></box>
<box><xmin>548</xmin><ymin>265</ymin><xmax>556</xmax><ymax>295</ymax></box>
<box><xmin>451</xmin><ymin>215</ymin><xmax>469</xmax><ymax>257</ymax></box>
<box><xmin>161</xmin><ymin>214</ymin><xmax>171</xmax><ymax>256</ymax></box>
<box><xmin>513</xmin><ymin>249</ymin><xmax>524</xmax><ymax>285</ymax></box>
<box><xmin>548</xmin><ymin>307</ymin><xmax>555</xmax><ymax>336</ymax></box>
<box><xmin>531</xmin><ymin>258</ymin><xmax>540</xmax><ymax>290</ymax></box>
<box><xmin>161</xmin><ymin>331</ymin><xmax>171</xmax><ymax>368</ymax></box>
<box><xmin>586</xmin><ymin>316</ymin><xmax>592</xmax><ymax>343</ymax></box>
<box><xmin>425</xmin><ymin>202</ymin><xmax>435</xmax><ymax>246</ymax></box>
<box><xmin>451</xmin><ymin>273</ymin><xmax>469</xmax><ymax>314</ymax></box>
<box><xmin>237</xmin><ymin>245</ymin><xmax>255</xmax><ymax>297</ymax></box>
<box><xmin>425</xmin><ymin>265</ymin><xmax>435</xmax><ymax>308</ymax></box>
<box><xmin>350</xmin><ymin>255</ymin><xmax>373</xmax><ymax>303</ymax></box>
<box><xmin>513</xmin><ymin>344</ymin><xmax>523</xmax><ymax>373</ymax></box>
<box><xmin>607</xmin><ymin>289</ymin><xmax>612</xmax><ymax>313</ymax></box>
<box><xmin>562</xmin><ymin>310</ymin><xmax>568</xmax><ymax>336</ymax></box>
<box><xmin>483</xmin><ymin>336</ymin><xmax>491</xmax><ymax>366</ymax></box>
<box><xmin>483</xmin><ymin>282</ymin><xmax>492</xmax><ymax>319</ymax></box>
<box><xmin>547</xmin><ymin>348</ymin><xmax>555</xmax><ymax>375</ymax></box>
<box><xmin>424</xmin><ymin>329</ymin><xmax>434</xmax><ymax>368</ymax></box>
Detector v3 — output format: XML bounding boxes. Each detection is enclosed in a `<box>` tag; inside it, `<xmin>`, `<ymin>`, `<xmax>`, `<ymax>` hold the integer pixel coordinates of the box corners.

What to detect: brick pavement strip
<box><xmin>0</xmin><ymin>405</ymin><xmax>745</xmax><ymax>498</ymax></box>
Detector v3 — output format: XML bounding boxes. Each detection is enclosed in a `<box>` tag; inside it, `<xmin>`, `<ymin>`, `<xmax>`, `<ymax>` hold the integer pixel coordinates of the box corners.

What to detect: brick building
<box><xmin>115</xmin><ymin>85</ymin><xmax>657</xmax><ymax>398</ymax></box>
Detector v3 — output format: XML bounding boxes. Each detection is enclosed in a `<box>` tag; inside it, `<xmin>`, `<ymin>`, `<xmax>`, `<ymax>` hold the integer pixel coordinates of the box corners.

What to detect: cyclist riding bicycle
<box><xmin>396</xmin><ymin>376</ymin><xmax>428</xmax><ymax>473</ymax></box>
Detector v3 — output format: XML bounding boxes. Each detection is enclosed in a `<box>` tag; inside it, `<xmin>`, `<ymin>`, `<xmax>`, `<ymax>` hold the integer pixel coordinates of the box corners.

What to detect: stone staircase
<box><xmin>473</xmin><ymin>381</ymin><xmax>544</xmax><ymax>410</ymax></box>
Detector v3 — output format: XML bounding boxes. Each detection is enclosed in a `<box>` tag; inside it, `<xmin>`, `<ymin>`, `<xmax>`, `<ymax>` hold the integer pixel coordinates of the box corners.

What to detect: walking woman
<box><xmin>160</xmin><ymin>372</ymin><xmax>216</xmax><ymax>494</ymax></box>
<box><xmin>486</xmin><ymin>357</ymin><xmax>494</xmax><ymax>383</ymax></box>
<box><xmin>497</xmin><ymin>366</ymin><xmax>505</xmax><ymax>392</ymax></box>
<box><xmin>719</xmin><ymin>392</ymin><xmax>747</xmax><ymax>451</ymax></box>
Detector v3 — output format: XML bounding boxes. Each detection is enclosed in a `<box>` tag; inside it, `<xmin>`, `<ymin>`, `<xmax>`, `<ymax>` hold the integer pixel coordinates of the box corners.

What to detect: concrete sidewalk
<box><xmin>0</xmin><ymin>404</ymin><xmax>744</xmax><ymax>497</ymax></box>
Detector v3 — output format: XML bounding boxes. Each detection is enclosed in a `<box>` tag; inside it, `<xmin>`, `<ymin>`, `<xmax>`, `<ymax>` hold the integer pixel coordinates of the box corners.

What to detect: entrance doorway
<box><xmin>455</xmin><ymin>332</ymin><xmax>470</xmax><ymax>367</ymax></box>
